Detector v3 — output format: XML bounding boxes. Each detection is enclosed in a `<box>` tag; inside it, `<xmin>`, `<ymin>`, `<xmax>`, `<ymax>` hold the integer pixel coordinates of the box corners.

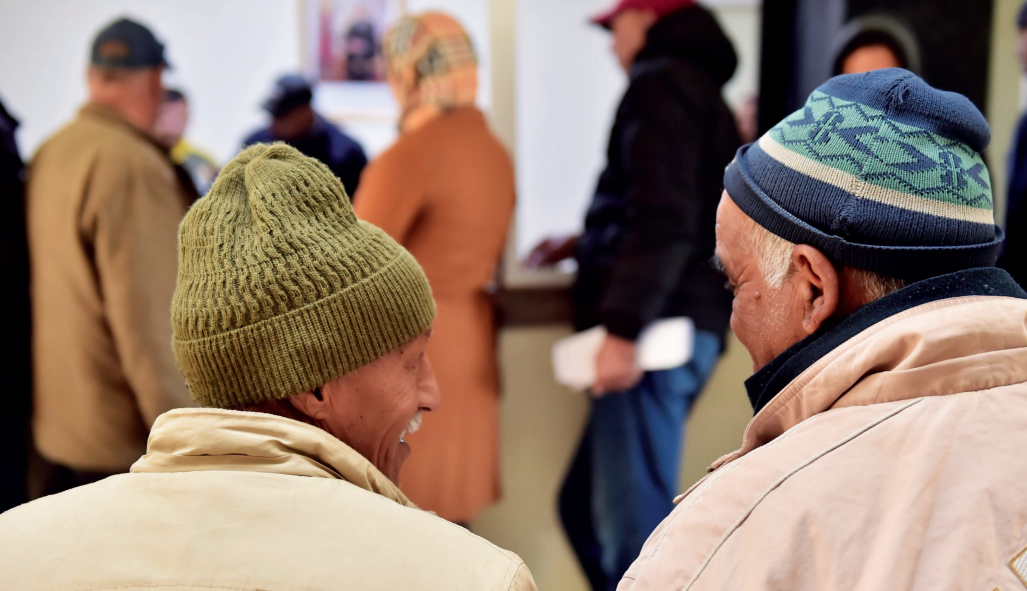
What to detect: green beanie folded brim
<box><xmin>172</xmin><ymin>143</ymin><xmax>436</xmax><ymax>408</ymax></box>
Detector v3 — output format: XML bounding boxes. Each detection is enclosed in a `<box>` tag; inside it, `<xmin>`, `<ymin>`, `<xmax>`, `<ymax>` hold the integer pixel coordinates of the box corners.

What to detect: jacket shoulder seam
<box><xmin>633</xmin><ymin>406</ymin><xmax>813</xmax><ymax>578</ymax></box>
<box><xmin>499</xmin><ymin>561</ymin><xmax>531</xmax><ymax>591</ymax></box>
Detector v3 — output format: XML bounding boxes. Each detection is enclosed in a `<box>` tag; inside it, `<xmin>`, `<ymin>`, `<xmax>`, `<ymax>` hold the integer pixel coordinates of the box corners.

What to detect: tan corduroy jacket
<box><xmin>619</xmin><ymin>278</ymin><xmax>1027</xmax><ymax>591</ymax></box>
<box><xmin>27</xmin><ymin>103</ymin><xmax>193</xmax><ymax>472</ymax></box>
<box><xmin>0</xmin><ymin>408</ymin><xmax>537</xmax><ymax>591</ymax></box>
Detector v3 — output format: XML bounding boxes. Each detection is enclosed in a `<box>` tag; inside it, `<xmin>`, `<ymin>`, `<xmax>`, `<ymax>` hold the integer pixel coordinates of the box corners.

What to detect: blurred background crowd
<box><xmin>1</xmin><ymin>0</ymin><xmax>1025</xmax><ymax>589</ymax></box>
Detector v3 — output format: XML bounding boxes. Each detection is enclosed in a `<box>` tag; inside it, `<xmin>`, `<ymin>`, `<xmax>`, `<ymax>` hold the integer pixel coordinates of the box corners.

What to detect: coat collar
<box><xmin>746</xmin><ymin>267</ymin><xmax>1027</xmax><ymax>413</ymax></box>
<box><xmin>79</xmin><ymin>102</ymin><xmax>168</xmax><ymax>153</ymax></box>
<box><xmin>712</xmin><ymin>267</ymin><xmax>1027</xmax><ymax>471</ymax></box>
<box><xmin>131</xmin><ymin>408</ymin><xmax>416</xmax><ymax>509</ymax></box>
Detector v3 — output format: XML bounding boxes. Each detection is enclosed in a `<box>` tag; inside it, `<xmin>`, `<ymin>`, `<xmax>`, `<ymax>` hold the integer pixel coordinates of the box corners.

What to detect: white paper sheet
<box><xmin>551</xmin><ymin>317</ymin><xmax>695</xmax><ymax>390</ymax></box>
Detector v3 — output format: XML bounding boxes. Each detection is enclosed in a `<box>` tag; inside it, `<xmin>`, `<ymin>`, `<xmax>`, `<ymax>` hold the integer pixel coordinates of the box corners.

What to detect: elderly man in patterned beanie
<box><xmin>0</xmin><ymin>144</ymin><xmax>536</xmax><ymax>591</ymax></box>
<box><xmin>618</xmin><ymin>69</ymin><xmax>1027</xmax><ymax>590</ymax></box>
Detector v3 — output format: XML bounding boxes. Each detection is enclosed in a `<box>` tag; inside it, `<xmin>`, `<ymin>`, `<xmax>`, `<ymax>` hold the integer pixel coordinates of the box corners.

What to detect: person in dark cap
<box><xmin>242</xmin><ymin>75</ymin><xmax>367</xmax><ymax>197</ymax></box>
<box><xmin>26</xmin><ymin>17</ymin><xmax>194</xmax><ymax>496</ymax></box>
<box><xmin>997</xmin><ymin>1</ymin><xmax>1027</xmax><ymax>285</ymax></box>
<box><xmin>527</xmin><ymin>0</ymin><xmax>739</xmax><ymax>588</ymax></box>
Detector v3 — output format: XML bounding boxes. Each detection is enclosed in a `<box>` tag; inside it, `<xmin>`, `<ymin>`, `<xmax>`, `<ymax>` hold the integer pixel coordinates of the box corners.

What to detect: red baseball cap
<box><xmin>590</xmin><ymin>0</ymin><xmax>697</xmax><ymax>29</ymax></box>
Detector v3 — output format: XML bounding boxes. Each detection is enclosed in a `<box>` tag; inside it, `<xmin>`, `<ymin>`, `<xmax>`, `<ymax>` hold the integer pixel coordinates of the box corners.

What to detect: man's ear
<box><xmin>288</xmin><ymin>388</ymin><xmax>329</xmax><ymax>420</ymax></box>
<box><xmin>790</xmin><ymin>245</ymin><xmax>839</xmax><ymax>334</ymax></box>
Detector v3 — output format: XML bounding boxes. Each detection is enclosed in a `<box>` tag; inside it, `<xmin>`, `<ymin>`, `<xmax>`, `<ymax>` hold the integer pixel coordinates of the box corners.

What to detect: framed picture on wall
<box><xmin>300</xmin><ymin>0</ymin><xmax>408</xmax><ymax>155</ymax></box>
<box><xmin>303</xmin><ymin>0</ymin><xmax>406</xmax><ymax>83</ymax></box>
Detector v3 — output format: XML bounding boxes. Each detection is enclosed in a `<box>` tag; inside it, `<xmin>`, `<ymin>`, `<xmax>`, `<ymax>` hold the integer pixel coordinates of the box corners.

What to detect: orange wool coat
<box><xmin>354</xmin><ymin>107</ymin><xmax>514</xmax><ymax>523</ymax></box>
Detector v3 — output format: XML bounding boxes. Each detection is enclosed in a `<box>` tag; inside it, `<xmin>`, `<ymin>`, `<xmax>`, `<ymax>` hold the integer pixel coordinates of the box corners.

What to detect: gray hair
<box><xmin>749</xmin><ymin>224</ymin><xmax>905</xmax><ymax>301</ymax></box>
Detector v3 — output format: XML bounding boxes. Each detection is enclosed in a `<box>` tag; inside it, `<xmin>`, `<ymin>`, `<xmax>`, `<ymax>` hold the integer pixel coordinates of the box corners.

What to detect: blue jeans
<box><xmin>559</xmin><ymin>330</ymin><xmax>722</xmax><ymax>591</ymax></box>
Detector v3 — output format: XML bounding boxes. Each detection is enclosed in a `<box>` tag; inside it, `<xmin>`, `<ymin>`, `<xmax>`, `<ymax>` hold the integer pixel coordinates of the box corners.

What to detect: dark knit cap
<box><xmin>723</xmin><ymin>68</ymin><xmax>1001</xmax><ymax>280</ymax></box>
<box><xmin>1018</xmin><ymin>1</ymin><xmax>1027</xmax><ymax>30</ymax></box>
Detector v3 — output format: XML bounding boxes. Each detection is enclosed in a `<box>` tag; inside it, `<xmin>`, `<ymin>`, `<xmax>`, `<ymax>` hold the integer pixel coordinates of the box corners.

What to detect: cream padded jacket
<box><xmin>0</xmin><ymin>409</ymin><xmax>536</xmax><ymax>591</ymax></box>
<box><xmin>620</xmin><ymin>295</ymin><xmax>1027</xmax><ymax>591</ymax></box>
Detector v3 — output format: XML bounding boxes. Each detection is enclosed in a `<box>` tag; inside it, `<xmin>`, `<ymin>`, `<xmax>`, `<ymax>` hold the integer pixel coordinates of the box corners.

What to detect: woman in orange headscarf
<box><xmin>353</xmin><ymin>12</ymin><xmax>514</xmax><ymax>525</ymax></box>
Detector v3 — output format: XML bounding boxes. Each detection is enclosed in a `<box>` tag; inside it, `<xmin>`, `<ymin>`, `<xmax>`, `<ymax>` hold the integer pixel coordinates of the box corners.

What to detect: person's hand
<box><xmin>590</xmin><ymin>333</ymin><xmax>643</xmax><ymax>397</ymax></box>
<box><xmin>524</xmin><ymin>235</ymin><xmax>580</xmax><ymax>268</ymax></box>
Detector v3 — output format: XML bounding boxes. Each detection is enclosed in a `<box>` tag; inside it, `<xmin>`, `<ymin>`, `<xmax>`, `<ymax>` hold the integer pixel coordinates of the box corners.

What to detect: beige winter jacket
<box><xmin>619</xmin><ymin>269</ymin><xmax>1027</xmax><ymax>591</ymax></box>
<box><xmin>0</xmin><ymin>408</ymin><xmax>536</xmax><ymax>591</ymax></box>
<box><xmin>27</xmin><ymin>103</ymin><xmax>193</xmax><ymax>472</ymax></box>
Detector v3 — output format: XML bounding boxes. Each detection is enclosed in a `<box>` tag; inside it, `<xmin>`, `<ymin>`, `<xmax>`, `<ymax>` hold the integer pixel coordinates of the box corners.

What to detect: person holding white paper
<box><xmin>526</xmin><ymin>1</ymin><xmax>738</xmax><ymax>588</ymax></box>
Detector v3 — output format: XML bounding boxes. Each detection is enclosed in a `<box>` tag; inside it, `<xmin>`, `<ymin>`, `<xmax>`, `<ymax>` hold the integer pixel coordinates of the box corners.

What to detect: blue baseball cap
<box><xmin>263</xmin><ymin>75</ymin><xmax>314</xmax><ymax>118</ymax></box>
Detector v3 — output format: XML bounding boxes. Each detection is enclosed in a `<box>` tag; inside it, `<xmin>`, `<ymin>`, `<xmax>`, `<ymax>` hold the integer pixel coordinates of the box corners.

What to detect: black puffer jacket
<box><xmin>573</xmin><ymin>5</ymin><xmax>740</xmax><ymax>340</ymax></box>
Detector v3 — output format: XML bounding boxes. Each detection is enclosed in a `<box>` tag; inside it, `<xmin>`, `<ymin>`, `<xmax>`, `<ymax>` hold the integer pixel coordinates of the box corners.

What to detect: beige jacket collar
<box><xmin>132</xmin><ymin>408</ymin><xmax>415</xmax><ymax>508</ymax></box>
<box><xmin>710</xmin><ymin>292</ymin><xmax>1027</xmax><ymax>472</ymax></box>
<box><xmin>79</xmin><ymin>102</ymin><xmax>167</xmax><ymax>151</ymax></box>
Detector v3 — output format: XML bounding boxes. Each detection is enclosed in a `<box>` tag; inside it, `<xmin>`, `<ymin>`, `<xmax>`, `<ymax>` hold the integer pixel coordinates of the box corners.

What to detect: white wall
<box><xmin>514</xmin><ymin>1</ymin><xmax>762</xmax><ymax>255</ymax></box>
<box><xmin>514</xmin><ymin>0</ymin><xmax>625</xmax><ymax>257</ymax></box>
<box><xmin>0</xmin><ymin>0</ymin><xmax>301</xmax><ymax>164</ymax></box>
<box><xmin>0</xmin><ymin>0</ymin><xmax>489</xmax><ymax>165</ymax></box>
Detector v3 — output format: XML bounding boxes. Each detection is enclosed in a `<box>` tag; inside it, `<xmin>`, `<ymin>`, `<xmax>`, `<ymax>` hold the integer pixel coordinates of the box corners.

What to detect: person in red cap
<box><xmin>527</xmin><ymin>1</ymin><xmax>740</xmax><ymax>589</ymax></box>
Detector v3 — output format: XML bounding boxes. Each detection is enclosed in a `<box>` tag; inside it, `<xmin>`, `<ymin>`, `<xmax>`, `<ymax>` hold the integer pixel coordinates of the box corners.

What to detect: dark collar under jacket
<box><xmin>745</xmin><ymin>267</ymin><xmax>1027</xmax><ymax>414</ymax></box>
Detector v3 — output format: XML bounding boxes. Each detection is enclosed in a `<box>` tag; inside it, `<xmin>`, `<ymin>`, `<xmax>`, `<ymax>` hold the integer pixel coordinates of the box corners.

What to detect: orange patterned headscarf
<box><xmin>384</xmin><ymin>12</ymin><xmax>478</xmax><ymax>132</ymax></box>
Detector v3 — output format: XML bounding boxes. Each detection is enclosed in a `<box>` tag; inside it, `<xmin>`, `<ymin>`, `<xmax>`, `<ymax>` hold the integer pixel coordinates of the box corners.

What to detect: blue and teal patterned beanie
<box><xmin>723</xmin><ymin>68</ymin><xmax>1002</xmax><ymax>280</ymax></box>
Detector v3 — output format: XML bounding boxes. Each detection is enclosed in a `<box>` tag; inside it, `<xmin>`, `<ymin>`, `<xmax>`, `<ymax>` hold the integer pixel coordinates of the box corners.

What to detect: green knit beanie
<box><xmin>172</xmin><ymin>143</ymin><xmax>436</xmax><ymax>408</ymax></box>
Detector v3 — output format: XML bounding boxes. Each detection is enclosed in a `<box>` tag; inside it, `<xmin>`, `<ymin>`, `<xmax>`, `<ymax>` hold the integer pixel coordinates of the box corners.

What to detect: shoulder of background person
<box><xmin>447</xmin><ymin>107</ymin><xmax>512</xmax><ymax>156</ymax></box>
<box><xmin>399</xmin><ymin>107</ymin><xmax>502</xmax><ymax>157</ymax></box>
<box><xmin>173</xmin><ymin>139</ymin><xmax>219</xmax><ymax>169</ymax></box>
<box><xmin>83</xmin><ymin>110</ymin><xmax>169</xmax><ymax>167</ymax></box>
<box><xmin>368</xmin><ymin>125</ymin><xmax>425</xmax><ymax>173</ymax></box>
<box><xmin>30</xmin><ymin>109</ymin><xmax>171</xmax><ymax>188</ymax></box>
<box><xmin>242</xmin><ymin>127</ymin><xmax>274</xmax><ymax>148</ymax></box>
<box><xmin>323</xmin><ymin>119</ymin><xmax>366</xmax><ymax>158</ymax></box>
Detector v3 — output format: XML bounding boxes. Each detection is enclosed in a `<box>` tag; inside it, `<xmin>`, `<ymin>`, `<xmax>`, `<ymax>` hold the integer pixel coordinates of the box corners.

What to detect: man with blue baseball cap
<box><xmin>242</xmin><ymin>74</ymin><xmax>367</xmax><ymax>197</ymax></box>
<box><xmin>617</xmin><ymin>69</ymin><xmax>1027</xmax><ymax>590</ymax></box>
<box><xmin>26</xmin><ymin>17</ymin><xmax>194</xmax><ymax>496</ymax></box>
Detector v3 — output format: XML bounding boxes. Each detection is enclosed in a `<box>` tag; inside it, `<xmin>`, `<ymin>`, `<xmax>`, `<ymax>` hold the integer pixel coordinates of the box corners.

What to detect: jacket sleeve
<box><xmin>352</xmin><ymin>149</ymin><xmax>424</xmax><ymax>242</ymax></box>
<box><xmin>91</xmin><ymin>152</ymin><xmax>194</xmax><ymax>425</ymax></box>
<box><xmin>599</xmin><ymin>74</ymin><xmax>707</xmax><ymax>340</ymax></box>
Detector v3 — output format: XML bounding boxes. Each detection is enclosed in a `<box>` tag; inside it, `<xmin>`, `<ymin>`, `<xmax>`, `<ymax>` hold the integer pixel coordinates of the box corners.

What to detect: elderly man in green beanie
<box><xmin>0</xmin><ymin>144</ymin><xmax>536</xmax><ymax>591</ymax></box>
